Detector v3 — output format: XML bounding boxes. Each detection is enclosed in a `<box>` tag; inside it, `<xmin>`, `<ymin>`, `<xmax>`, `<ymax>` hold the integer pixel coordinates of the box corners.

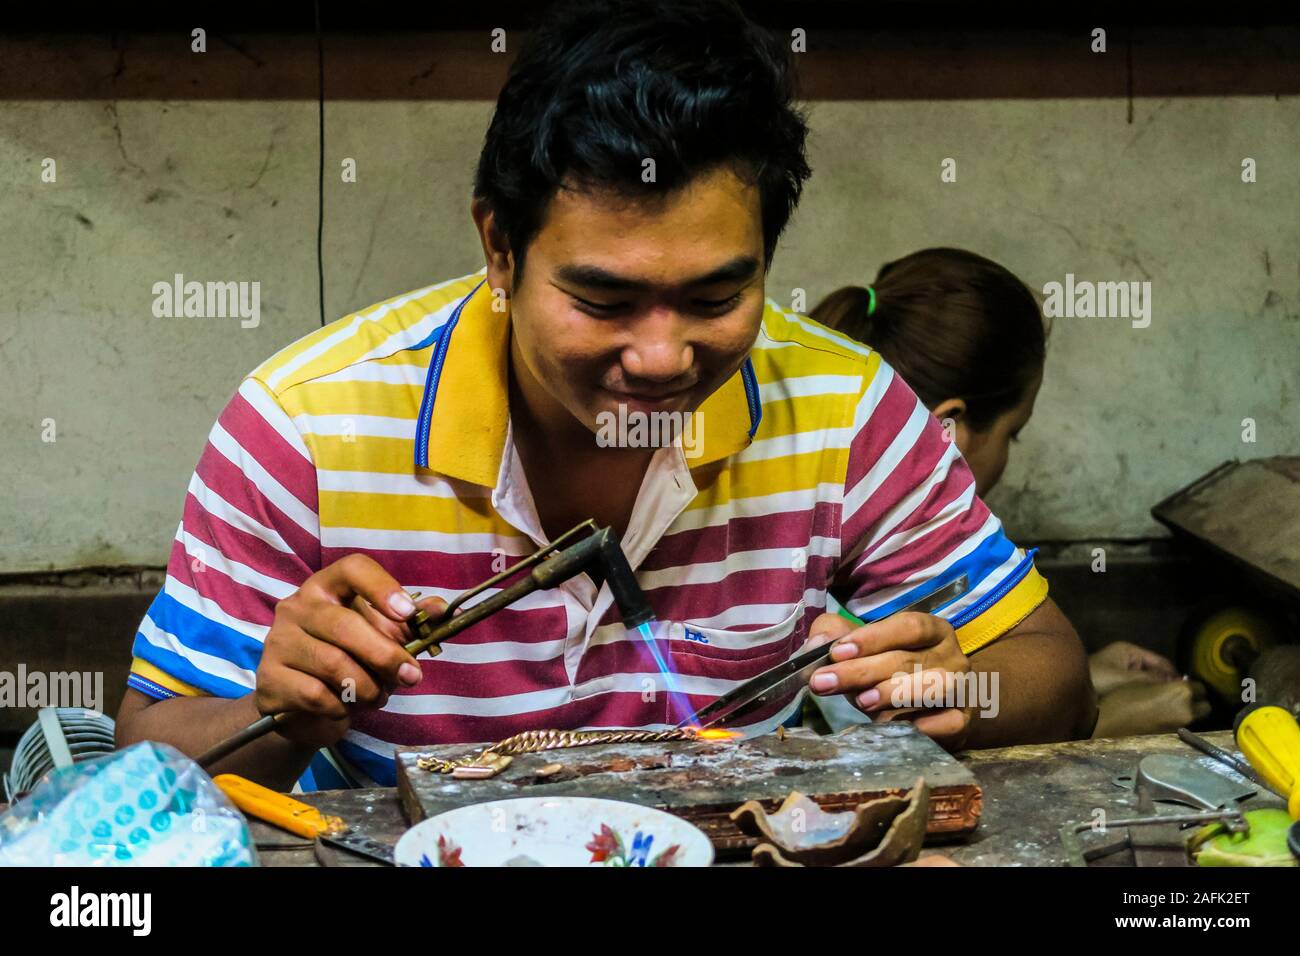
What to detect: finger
<box><xmin>903</xmin><ymin>854</ymin><xmax>961</xmax><ymax>867</ymax></box>
<box><xmin>809</xmin><ymin>649</ymin><xmax>914</xmax><ymax>697</ymax></box>
<box><xmin>798</xmin><ymin>613</ymin><xmax>857</xmax><ymax>663</ymax></box>
<box><xmin>802</xmin><ymin>613</ymin><xmax>856</xmax><ymax>652</ymax></box>
<box><xmin>351</xmin><ymin>595</ymin><xmax>410</xmax><ymax>643</ymax></box>
<box><xmin>858</xmin><ymin>667</ymin><xmax>961</xmax><ymax>713</ymax></box>
<box><xmin>1191</xmin><ymin>699</ymin><xmax>1213</xmax><ymax>721</ymax></box>
<box><xmin>1109</xmin><ymin>669</ymin><xmax>1168</xmax><ymax>688</ymax></box>
<box><xmin>310</xmin><ymin>553</ymin><xmax>416</xmax><ymax>622</ymax></box>
<box><xmin>277</xmin><ymin>625</ymin><xmax>389</xmax><ymax>706</ymax></box>
<box><xmin>402</xmin><ymin>596</ymin><xmax>453</xmax><ymax>654</ymax></box>
<box><xmin>836</xmin><ymin>612</ymin><xmax>949</xmax><ymax>658</ymax></box>
<box><xmin>363</xmin><ymin>595</ymin><xmax>453</xmax><ymax>651</ymax></box>
<box><xmin>415</xmin><ymin>595</ymin><xmax>450</xmax><ymax>627</ymax></box>
<box><xmin>270</xmin><ymin>667</ymin><xmax>352</xmax><ymax>720</ymax></box>
<box><xmin>300</xmin><ymin>603</ymin><xmax>421</xmax><ymax>689</ymax></box>
<box><xmin>801</xmin><ymin>632</ymin><xmax>835</xmax><ymax>654</ymax></box>
<box><xmin>910</xmin><ymin>707</ymin><xmax>968</xmax><ymax>744</ymax></box>
<box><xmin>867</xmin><ymin>707</ymin><xmax>919</xmax><ymax>723</ymax></box>
<box><xmin>286</xmin><ymin>647</ymin><xmax>387</xmax><ymax>709</ymax></box>
<box><xmin>1187</xmin><ymin>679</ymin><xmax>1209</xmax><ymax>702</ymax></box>
<box><xmin>1132</xmin><ymin>646</ymin><xmax>1179</xmax><ymax>678</ymax></box>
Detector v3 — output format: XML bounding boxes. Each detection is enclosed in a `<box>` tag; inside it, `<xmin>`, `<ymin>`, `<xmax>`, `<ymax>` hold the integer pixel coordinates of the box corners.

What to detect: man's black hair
<box><xmin>473</xmin><ymin>0</ymin><xmax>812</xmax><ymax>278</ymax></box>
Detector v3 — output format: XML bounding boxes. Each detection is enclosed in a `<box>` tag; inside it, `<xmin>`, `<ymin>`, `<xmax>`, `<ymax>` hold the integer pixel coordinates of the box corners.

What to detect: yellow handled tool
<box><xmin>214</xmin><ymin>774</ymin><xmax>396</xmax><ymax>864</ymax></box>
<box><xmin>214</xmin><ymin>773</ymin><xmax>346</xmax><ymax>839</ymax></box>
<box><xmin>1235</xmin><ymin>704</ymin><xmax>1300</xmax><ymax>820</ymax></box>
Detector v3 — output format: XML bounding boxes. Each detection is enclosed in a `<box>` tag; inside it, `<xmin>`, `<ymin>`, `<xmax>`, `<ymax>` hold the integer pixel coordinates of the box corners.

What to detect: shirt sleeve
<box><xmin>831</xmin><ymin>360</ymin><xmax>1048</xmax><ymax>655</ymax></box>
<box><xmin>127</xmin><ymin>377</ymin><xmax>321</xmax><ymax>701</ymax></box>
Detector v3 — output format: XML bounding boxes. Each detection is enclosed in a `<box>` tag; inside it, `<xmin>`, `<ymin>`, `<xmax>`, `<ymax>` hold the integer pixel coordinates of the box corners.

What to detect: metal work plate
<box><xmin>395</xmin><ymin>723</ymin><xmax>980</xmax><ymax>857</ymax></box>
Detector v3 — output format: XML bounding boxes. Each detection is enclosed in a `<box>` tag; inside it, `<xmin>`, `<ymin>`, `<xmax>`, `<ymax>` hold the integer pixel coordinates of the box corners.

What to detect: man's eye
<box><xmin>694</xmin><ymin>293</ymin><xmax>744</xmax><ymax>312</ymax></box>
<box><xmin>571</xmin><ymin>291</ymin><xmax>743</xmax><ymax>315</ymax></box>
<box><xmin>573</xmin><ymin>297</ymin><xmax>627</xmax><ymax>315</ymax></box>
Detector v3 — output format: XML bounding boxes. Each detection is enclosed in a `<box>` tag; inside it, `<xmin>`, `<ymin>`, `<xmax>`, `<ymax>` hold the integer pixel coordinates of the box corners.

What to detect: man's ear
<box><xmin>931</xmin><ymin>397</ymin><xmax>967</xmax><ymax>425</ymax></box>
<box><xmin>470</xmin><ymin>197</ymin><xmax>514</xmax><ymax>295</ymax></box>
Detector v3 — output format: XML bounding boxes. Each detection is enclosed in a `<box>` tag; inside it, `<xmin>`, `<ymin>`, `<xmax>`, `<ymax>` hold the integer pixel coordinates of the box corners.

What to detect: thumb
<box><xmin>416</xmin><ymin>595</ymin><xmax>449</xmax><ymax>617</ymax></box>
<box><xmin>801</xmin><ymin>612</ymin><xmax>856</xmax><ymax>653</ymax></box>
<box><xmin>1132</xmin><ymin>646</ymin><xmax>1179</xmax><ymax>679</ymax></box>
<box><xmin>1115</xmin><ymin>668</ymin><xmax>1169</xmax><ymax>687</ymax></box>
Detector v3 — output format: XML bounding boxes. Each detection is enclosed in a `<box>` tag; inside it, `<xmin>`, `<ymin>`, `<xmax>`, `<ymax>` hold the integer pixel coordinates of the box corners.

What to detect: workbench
<box><xmin>250</xmin><ymin>729</ymin><xmax>1283</xmax><ymax>867</ymax></box>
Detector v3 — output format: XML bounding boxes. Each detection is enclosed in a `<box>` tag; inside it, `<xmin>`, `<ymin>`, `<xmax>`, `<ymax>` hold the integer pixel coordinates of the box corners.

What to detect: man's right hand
<box><xmin>254</xmin><ymin>554</ymin><xmax>446</xmax><ymax>748</ymax></box>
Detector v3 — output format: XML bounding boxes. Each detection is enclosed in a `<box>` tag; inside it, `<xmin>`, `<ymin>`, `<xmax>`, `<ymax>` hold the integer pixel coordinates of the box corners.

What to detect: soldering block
<box><xmin>395</xmin><ymin>722</ymin><xmax>980</xmax><ymax>858</ymax></box>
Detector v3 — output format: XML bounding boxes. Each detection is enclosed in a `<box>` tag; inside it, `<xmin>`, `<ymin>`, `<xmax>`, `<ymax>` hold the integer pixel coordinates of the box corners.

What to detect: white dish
<box><xmin>395</xmin><ymin>796</ymin><xmax>714</xmax><ymax>867</ymax></box>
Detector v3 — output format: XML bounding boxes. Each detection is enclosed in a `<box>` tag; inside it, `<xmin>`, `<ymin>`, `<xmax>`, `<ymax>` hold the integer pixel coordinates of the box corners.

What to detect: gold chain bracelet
<box><xmin>416</xmin><ymin>727</ymin><xmax>705</xmax><ymax>777</ymax></box>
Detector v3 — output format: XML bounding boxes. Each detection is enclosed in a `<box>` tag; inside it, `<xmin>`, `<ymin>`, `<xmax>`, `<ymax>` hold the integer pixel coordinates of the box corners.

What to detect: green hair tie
<box><xmin>866</xmin><ymin>285</ymin><xmax>877</xmax><ymax>316</ymax></box>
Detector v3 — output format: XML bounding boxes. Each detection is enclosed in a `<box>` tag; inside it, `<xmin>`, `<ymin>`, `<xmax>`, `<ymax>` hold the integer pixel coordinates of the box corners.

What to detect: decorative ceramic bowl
<box><xmin>395</xmin><ymin>796</ymin><xmax>714</xmax><ymax>867</ymax></box>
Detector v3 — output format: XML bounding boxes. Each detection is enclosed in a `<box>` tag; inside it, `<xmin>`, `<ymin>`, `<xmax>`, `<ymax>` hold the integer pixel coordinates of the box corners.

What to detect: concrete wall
<box><xmin>787</xmin><ymin>98</ymin><xmax>1300</xmax><ymax>540</ymax></box>
<box><xmin>3</xmin><ymin>84</ymin><xmax>1298</xmax><ymax>572</ymax></box>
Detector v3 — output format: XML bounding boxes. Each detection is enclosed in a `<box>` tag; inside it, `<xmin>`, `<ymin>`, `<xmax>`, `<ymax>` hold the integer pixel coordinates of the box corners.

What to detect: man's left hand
<box><xmin>804</xmin><ymin>610</ymin><xmax>974</xmax><ymax>750</ymax></box>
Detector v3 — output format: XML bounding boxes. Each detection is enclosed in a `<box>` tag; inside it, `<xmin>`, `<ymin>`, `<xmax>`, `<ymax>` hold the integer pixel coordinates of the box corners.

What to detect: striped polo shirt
<box><xmin>128</xmin><ymin>267</ymin><xmax>1049</xmax><ymax>789</ymax></box>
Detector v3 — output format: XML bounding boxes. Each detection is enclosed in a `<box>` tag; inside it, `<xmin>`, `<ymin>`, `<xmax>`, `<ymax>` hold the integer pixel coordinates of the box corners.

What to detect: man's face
<box><xmin>497</xmin><ymin>165</ymin><xmax>767</xmax><ymax>437</ymax></box>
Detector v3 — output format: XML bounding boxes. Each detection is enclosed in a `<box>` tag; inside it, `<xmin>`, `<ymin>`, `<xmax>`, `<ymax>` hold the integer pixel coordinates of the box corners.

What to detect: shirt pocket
<box><xmin>667</xmin><ymin>600</ymin><xmax>806</xmax><ymax>683</ymax></box>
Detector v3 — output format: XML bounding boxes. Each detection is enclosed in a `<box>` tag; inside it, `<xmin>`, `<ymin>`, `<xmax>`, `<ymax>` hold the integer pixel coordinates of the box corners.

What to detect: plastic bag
<box><xmin>0</xmin><ymin>740</ymin><xmax>257</xmax><ymax>866</ymax></box>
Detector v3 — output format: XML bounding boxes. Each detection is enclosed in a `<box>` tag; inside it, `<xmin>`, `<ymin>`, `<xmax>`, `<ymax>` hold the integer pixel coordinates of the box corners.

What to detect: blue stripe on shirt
<box><xmin>849</xmin><ymin>527</ymin><xmax>1017</xmax><ymax>622</ymax></box>
<box><xmin>126</xmin><ymin>673</ymin><xmax>180</xmax><ymax>700</ymax></box>
<box><xmin>131</xmin><ymin>593</ymin><xmax>262</xmax><ymax>699</ymax></box>
<box><xmin>301</xmin><ymin>752</ymin><xmax>355</xmax><ymax>791</ymax></box>
<box><xmin>336</xmin><ymin>738</ymin><xmax>397</xmax><ymax>787</ymax></box>
<box><xmin>137</xmin><ymin>590</ymin><xmax>266</xmax><ymax>671</ymax></box>
<box><xmin>129</xmin><ymin>633</ymin><xmax>255</xmax><ymax>699</ymax></box>
<box><xmin>947</xmin><ymin>548</ymin><xmax>1037</xmax><ymax>629</ymax></box>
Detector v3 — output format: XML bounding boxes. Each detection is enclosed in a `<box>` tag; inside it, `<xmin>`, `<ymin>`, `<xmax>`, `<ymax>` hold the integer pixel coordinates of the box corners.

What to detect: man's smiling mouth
<box><xmin>601</xmin><ymin>385</ymin><xmax>694</xmax><ymax>409</ymax></box>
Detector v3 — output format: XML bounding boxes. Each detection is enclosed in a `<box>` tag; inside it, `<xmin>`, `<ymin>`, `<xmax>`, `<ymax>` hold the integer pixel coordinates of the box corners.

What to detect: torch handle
<box><xmin>196</xmin><ymin>712</ymin><xmax>285</xmax><ymax>769</ymax></box>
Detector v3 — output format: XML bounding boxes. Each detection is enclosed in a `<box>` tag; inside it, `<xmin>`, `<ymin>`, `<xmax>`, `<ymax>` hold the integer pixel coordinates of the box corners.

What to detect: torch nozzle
<box><xmin>530</xmin><ymin>526</ymin><xmax>654</xmax><ymax>629</ymax></box>
<box><xmin>597</xmin><ymin>530</ymin><xmax>655</xmax><ymax>629</ymax></box>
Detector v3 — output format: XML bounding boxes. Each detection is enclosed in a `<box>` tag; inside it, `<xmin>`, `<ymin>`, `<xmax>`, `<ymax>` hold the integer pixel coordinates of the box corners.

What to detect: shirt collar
<box><xmin>414</xmin><ymin>278</ymin><xmax>763</xmax><ymax>486</ymax></box>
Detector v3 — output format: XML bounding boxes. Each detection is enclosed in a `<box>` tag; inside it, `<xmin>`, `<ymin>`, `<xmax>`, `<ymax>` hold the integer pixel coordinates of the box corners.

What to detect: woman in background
<box><xmin>811</xmin><ymin>248</ymin><xmax>1208</xmax><ymax>738</ymax></box>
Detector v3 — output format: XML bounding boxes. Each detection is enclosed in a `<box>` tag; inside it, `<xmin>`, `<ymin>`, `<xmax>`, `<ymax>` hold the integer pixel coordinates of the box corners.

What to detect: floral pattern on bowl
<box><xmin>586</xmin><ymin>823</ymin><xmax>680</xmax><ymax>867</ymax></box>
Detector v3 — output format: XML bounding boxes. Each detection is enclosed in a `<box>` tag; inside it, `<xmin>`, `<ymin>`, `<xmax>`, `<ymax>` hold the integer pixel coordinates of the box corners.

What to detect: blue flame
<box><xmin>633</xmin><ymin>619</ymin><xmax>693</xmax><ymax>724</ymax></box>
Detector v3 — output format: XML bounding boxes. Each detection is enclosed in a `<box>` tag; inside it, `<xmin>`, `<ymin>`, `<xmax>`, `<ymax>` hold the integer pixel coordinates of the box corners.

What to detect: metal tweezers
<box><xmin>679</xmin><ymin>575</ymin><xmax>969</xmax><ymax>731</ymax></box>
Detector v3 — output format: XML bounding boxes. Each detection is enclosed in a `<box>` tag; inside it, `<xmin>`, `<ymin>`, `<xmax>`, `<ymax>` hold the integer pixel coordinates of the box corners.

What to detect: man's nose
<box><xmin>621</xmin><ymin>309</ymin><xmax>693</xmax><ymax>381</ymax></box>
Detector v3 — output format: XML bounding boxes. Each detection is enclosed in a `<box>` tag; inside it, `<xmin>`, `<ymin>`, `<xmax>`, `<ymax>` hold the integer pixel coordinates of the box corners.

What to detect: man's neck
<box><xmin>507</xmin><ymin>335</ymin><xmax>654</xmax><ymax>541</ymax></box>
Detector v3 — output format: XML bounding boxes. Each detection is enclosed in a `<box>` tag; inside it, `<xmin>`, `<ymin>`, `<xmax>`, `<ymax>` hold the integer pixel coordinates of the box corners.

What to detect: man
<box><xmin>116</xmin><ymin>0</ymin><xmax>1096</xmax><ymax>791</ymax></box>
